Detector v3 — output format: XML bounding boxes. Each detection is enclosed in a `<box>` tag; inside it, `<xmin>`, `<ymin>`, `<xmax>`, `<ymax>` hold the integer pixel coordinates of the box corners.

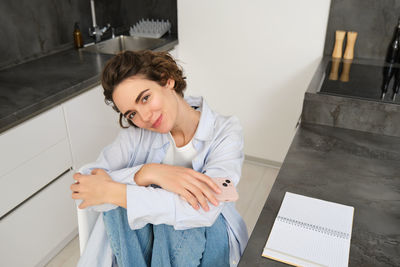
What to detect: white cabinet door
<box><xmin>62</xmin><ymin>84</ymin><xmax>121</xmax><ymax>170</ymax></box>
<box><xmin>0</xmin><ymin>171</ymin><xmax>77</xmax><ymax>267</ymax></box>
<box><xmin>0</xmin><ymin>105</ymin><xmax>72</xmax><ymax>217</ymax></box>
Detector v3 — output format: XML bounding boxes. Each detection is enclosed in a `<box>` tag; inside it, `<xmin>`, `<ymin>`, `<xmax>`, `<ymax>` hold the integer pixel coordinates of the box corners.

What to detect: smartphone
<box><xmin>213</xmin><ymin>178</ymin><xmax>239</xmax><ymax>202</ymax></box>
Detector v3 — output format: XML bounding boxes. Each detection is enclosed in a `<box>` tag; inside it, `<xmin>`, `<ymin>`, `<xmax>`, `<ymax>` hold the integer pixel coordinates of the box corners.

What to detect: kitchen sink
<box><xmin>80</xmin><ymin>35</ymin><xmax>170</xmax><ymax>55</ymax></box>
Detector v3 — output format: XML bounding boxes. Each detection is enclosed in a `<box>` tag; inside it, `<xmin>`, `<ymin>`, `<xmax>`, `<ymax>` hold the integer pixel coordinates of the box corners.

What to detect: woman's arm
<box><xmin>71</xmin><ymin>128</ymin><xmax>142</xmax><ymax>211</ymax></box>
<box><xmin>71</xmin><ymin>169</ymin><xmax>127</xmax><ymax>209</ymax></box>
<box><xmin>134</xmin><ymin>163</ymin><xmax>221</xmax><ymax>211</ymax></box>
<box><xmin>125</xmin><ymin>116</ymin><xmax>244</xmax><ymax>230</ymax></box>
<box><xmin>71</xmin><ymin>126</ymin><xmax>223</xmax><ymax>211</ymax></box>
<box><xmin>72</xmin><ymin>161</ymin><xmax>222</xmax><ymax>211</ymax></box>
<box><xmin>72</xmin><ymin>116</ymin><xmax>243</xmax><ymax>228</ymax></box>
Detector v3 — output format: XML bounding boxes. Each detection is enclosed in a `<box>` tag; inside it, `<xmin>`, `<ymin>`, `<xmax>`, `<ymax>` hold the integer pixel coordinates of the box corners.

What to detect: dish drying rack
<box><xmin>130</xmin><ymin>19</ymin><xmax>171</xmax><ymax>39</ymax></box>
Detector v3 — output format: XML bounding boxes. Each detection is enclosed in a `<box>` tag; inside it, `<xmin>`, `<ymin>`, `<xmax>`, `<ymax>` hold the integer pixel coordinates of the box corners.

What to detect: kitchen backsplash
<box><xmin>0</xmin><ymin>0</ymin><xmax>177</xmax><ymax>69</ymax></box>
<box><xmin>324</xmin><ymin>0</ymin><xmax>400</xmax><ymax>60</ymax></box>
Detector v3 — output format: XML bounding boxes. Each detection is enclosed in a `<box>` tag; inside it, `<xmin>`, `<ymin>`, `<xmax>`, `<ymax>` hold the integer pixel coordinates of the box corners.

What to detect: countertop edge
<box><xmin>0</xmin><ymin>76</ymin><xmax>101</xmax><ymax>134</ymax></box>
<box><xmin>0</xmin><ymin>37</ymin><xmax>178</xmax><ymax>134</ymax></box>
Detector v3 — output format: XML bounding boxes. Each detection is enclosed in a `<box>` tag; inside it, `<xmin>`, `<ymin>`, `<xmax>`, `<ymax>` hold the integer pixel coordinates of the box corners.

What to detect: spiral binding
<box><xmin>276</xmin><ymin>216</ymin><xmax>350</xmax><ymax>240</ymax></box>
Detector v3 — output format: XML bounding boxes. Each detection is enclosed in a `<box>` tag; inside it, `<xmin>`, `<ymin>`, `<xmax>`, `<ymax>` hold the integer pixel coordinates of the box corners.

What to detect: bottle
<box><xmin>385</xmin><ymin>19</ymin><xmax>400</xmax><ymax>63</ymax></box>
<box><xmin>391</xmin><ymin>67</ymin><xmax>400</xmax><ymax>101</ymax></box>
<box><xmin>381</xmin><ymin>63</ymin><xmax>396</xmax><ymax>99</ymax></box>
<box><xmin>391</xmin><ymin>46</ymin><xmax>400</xmax><ymax>101</ymax></box>
<box><xmin>73</xmin><ymin>22</ymin><xmax>83</xmax><ymax>49</ymax></box>
<box><xmin>381</xmin><ymin>19</ymin><xmax>400</xmax><ymax>99</ymax></box>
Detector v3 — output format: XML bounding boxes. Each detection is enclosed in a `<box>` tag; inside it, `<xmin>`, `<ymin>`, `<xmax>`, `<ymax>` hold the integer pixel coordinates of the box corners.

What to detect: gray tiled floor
<box><xmin>45</xmin><ymin>160</ymin><xmax>279</xmax><ymax>266</ymax></box>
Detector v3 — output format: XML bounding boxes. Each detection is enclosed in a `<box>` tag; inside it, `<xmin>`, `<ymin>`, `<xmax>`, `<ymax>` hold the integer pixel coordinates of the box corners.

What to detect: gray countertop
<box><xmin>0</xmin><ymin>36</ymin><xmax>178</xmax><ymax>134</ymax></box>
<box><xmin>302</xmin><ymin>56</ymin><xmax>400</xmax><ymax>138</ymax></box>
<box><xmin>238</xmin><ymin>122</ymin><xmax>400</xmax><ymax>266</ymax></box>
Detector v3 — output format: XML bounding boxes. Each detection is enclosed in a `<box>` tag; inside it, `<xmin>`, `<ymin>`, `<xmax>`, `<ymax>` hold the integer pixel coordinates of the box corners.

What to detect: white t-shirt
<box><xmin>162</xmin><ymin>132</ymin><xmax>197</xmax><ymax>168</ymax></box>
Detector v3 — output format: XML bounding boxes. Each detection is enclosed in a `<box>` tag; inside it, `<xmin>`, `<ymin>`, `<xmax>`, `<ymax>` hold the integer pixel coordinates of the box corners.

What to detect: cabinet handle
<box><xmin>0</xmin><ymin>168</ymin><xmax>72</xmax><ymax>221</ymax></box>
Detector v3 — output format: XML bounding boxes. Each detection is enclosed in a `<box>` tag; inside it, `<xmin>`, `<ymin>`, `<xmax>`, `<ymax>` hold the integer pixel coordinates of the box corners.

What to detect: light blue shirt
<box><xmin>77</xmin><ymin>96</ymin><xmax>248</xmax><ymax>267</ymax></box>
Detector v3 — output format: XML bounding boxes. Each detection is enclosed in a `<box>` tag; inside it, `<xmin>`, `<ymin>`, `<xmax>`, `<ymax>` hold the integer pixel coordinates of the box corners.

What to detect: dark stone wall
<box><xmin>324</xmin><ymin>0</ymin><xmax>400</xmax><ymax>60</ymax></box>
<box><xmin>0</xmin><ymin>0</ymin><xmax>177</xmax><ymax>69</ymax></box>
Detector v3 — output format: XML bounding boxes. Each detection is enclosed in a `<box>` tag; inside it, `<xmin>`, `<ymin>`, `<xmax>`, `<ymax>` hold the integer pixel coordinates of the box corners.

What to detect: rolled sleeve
<box><xmin>203</xmin><ymin>116</ymin><xmax>244</xmax><ymax>186</ymax></box>
<box><xmin>77</xmin><ymin>128</ymin><xmax>140</xmax><ymax>175</ymax></box>
<box><xmin>126</xmin><ymin>185</ymin><xmax>225</xmax><ymax>230</ymax></box>
<box><xmin>75</xmin><ymin>128</ymin><xmax>143</xmax><ymax>212</ymax></box>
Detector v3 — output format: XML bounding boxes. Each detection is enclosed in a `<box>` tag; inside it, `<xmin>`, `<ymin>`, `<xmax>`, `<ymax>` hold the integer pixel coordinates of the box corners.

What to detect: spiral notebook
<box><xmin>262</xmin><ymin>192</ymin><xmax>354</xmax><ymax>267</ymax></box>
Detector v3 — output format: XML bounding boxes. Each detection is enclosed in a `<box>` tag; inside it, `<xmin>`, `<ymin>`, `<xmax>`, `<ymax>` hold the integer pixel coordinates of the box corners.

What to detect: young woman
<box><xmin>70</xmin><ymin>50</ymin><xmax>248</xmax><ymax>267</ymax></box>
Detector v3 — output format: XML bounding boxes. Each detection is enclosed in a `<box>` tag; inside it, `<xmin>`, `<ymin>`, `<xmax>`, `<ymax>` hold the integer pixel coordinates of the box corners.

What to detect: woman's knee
<box><xmin>153</xmin><ymin>224</ymin><xmax>207</xmax><ymax>249</ymax></box>
<box><xmin>103</xmin><ymin>207</ymin><xmax>154</xmax><ymax>262</ymax></box>
<box><xmin>152</xmin><ymin>224</ymin><xmax>207</xmax><ymax>267</ymax></box>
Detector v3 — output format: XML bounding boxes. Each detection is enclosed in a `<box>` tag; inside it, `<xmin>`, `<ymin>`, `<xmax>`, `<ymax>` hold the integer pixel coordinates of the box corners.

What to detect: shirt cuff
<box><xmin>126</xmin><ymin>185</ymin><xmax>225</xmax><ymax>230</ymax></box>
<box><xmin>108</xmin><ymin>164</ymin><xmax>143</xmax><ymax>184</ymax></box>
<box><xmin>126</xmin><ymin>186</ymin><xmax>176</xmax><ymax>230</ymax></box>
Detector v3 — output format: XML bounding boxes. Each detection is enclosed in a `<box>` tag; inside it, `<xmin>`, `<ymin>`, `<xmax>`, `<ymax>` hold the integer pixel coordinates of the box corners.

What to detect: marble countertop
<box><xmin>0</xmin><ymin>36</ymin><xmax>177</xmax><ymax>134</ymax></box>
<box><xmin>302</xmin><ymin>56</ymin><xmax>400</xmax><ymax>138</ymax></box>
<box><xmin>238</xmin><ymin>122</ymin><xmax>400</xmax><ymax>266</ymax></box>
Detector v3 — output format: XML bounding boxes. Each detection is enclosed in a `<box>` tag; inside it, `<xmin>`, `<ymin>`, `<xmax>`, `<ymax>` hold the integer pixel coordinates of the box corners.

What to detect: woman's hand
<box><xmin>71</xmin><ymin>169</ymin><xmax>126</xmax><ymax>209</ymax></box>
<box><xmin>134</xmin><ymin>163</ymin><xmax>222</xmax><ymax>211</ymax></box>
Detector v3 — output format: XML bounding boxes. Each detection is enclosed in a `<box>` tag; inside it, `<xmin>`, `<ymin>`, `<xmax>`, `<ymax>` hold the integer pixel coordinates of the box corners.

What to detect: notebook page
<box><xmin>264</xmin><ymin>218</ymin><xmax>351</xmax><ymax>266</ymax></box>
<box><xmin>263</xmin><ymin>192</ymin><xmax>354</xmax><ymax>267</ymax></box>
<box><xmin>278</xmin><ymin>192</ymin><xmax>354</xmax><ymax>235</ymax></box>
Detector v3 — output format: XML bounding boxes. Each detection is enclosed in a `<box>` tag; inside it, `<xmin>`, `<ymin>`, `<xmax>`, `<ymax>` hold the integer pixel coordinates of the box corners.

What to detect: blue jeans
<box><xmin>103</xmin><ymin>207</ymin><xmax>230</xmax><ymax>267</ymax></box>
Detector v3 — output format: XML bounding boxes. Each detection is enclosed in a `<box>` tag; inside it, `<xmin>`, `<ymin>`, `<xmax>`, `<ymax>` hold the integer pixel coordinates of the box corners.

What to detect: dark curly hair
<box><xmin>101</xmin><ymin>50</ymin><xmax>187</xmax><ymax>128</ymax></box>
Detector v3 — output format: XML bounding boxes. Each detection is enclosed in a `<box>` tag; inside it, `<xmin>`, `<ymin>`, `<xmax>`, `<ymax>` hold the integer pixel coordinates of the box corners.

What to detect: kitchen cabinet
<box><xmin>62</xmin><ymin>84</ymin><xmax>120</xmax><ymax>170</ymax></box>
<box><xmin>0</xmin><ymin>106</ymin><xmax>76</xmax><ymax>267</ymax></box>
<box><xmin>0</xmin><ymin>106</ymin><xmax>72</xmax><ymax>218</ymax></box>
<box><xmin>0</xmin><ymin>171</ymin><xmax>77</xmax><ymax>267</ymax></box>
<box><xmin>0</xmin><ymin>83</ymin><xmax>121</xmax><ymax>266</ymax></box>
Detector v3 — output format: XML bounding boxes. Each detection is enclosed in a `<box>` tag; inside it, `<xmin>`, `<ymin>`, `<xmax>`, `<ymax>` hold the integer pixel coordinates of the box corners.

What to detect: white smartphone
<box><xmin>213</xmin><ymin>178</ymin><xmax>239</xmax><ymax>202</ymax></box>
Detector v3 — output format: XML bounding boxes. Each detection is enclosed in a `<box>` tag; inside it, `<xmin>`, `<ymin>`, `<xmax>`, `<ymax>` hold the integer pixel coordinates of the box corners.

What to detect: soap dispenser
<box><xmin>73</xmin><ymin>22</ymin><xmax>83</xmax><ymax>49</ymax></box>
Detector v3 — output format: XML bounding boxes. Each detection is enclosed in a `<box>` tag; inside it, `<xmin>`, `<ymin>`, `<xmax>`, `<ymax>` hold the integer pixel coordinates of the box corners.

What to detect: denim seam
<box><xmin>143</xmin><ymin>225</ymin><xmax>153</xmax><ymax>261</ymax></box>
<box><xmin>170</xmin><ymin>230</ymin><xmax>187</xmax><ymax>264</ymax></box>
<box><xmin>103</xmin><ymin>214</ymin><xmax>121</xmax><ymax>258</ymax></box>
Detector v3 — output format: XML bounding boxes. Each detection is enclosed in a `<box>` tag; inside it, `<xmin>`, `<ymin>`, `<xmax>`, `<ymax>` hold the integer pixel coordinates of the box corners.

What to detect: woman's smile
<box><xmin>152</xmin><ymin>114</ymin><xmax>163</xmax><ymax>129</ymax></box>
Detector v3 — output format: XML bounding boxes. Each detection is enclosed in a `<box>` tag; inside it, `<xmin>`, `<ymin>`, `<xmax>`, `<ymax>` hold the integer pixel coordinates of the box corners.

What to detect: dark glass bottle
<box><xmin>381</xmin><ymin>19</ymin><xmax>400</xmax><ymax>99</ymax></box>
<box><xmin>73</xmin><ymin>22</ymin><xmax>83</xmax><ymax>49</ymax></box>
<box><xmin>381</xmin><ymin>63</ymin><xmax>396</xmax><ymax>99</ymax></box>
<box><xmin>392</xmin><ymin>67</ymin><xmax>400</xmax><ymax>101</ymax></box>
<box><xmin>391</xmin><ymin>48</ymin><xmax>400</xmax><ymax>101</ymax></box>
<box><xmin>385</xmin><ymin>19</ymin><xmax>400</xmax><ymax>63</ymax></box>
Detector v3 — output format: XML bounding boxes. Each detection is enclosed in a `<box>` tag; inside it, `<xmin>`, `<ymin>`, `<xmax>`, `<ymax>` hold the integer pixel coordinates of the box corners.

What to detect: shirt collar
<box><xmin>145</xmin><ymin>130</ymin><xmax>170</xmax><ymax>150</ymax></box>
<box><xmin>184</xmin><ymin>96</ymin><xmax>215</xmax><ymax>142</ymax></box>
<box><xmin>149</xmin><ymin>96</ymin><xmax>215</xmax><ymax>150</ymax></box>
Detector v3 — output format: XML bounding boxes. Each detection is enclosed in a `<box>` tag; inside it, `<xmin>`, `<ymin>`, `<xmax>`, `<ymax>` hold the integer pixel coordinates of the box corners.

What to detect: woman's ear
<box><xmin>166</xmin><ymin>78</ymin><xmax>175</xmax><ymax>89</ymax></box>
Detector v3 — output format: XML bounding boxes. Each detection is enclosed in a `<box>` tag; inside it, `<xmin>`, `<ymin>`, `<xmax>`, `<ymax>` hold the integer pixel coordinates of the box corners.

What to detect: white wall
<box><xmin>176</xmin><ymin>0</ymin><xmax>331</xmax><ymax>163</ymax></box>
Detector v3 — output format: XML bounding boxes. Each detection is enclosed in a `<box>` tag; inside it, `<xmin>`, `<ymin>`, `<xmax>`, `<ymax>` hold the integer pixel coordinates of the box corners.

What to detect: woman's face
<box><xmin>112</xmin><ymin>75</ymin><xmax>178</xmax><ymax>133</ymax></box>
